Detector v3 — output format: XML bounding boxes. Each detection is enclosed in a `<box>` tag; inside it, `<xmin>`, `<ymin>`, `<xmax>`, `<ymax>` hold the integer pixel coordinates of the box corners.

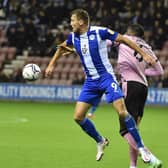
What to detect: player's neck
<box><xmin>79</xmin><ymin>25</ymin><xmax>89</xmax><ymax>35</ymax></box>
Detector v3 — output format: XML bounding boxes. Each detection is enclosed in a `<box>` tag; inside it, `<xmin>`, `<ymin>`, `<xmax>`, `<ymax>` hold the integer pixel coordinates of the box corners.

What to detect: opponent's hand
<box><xmin>45</xmin><ymin>65</ymin><xmax>55</xmax><ymax>77</ymax></box>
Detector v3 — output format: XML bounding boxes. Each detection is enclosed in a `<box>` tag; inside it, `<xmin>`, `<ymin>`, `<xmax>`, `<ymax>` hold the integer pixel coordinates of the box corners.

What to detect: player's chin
<box><xmin>72</xmin><ymin>27</ymin><xmax>77</xmax><ymax>33</ymax></box>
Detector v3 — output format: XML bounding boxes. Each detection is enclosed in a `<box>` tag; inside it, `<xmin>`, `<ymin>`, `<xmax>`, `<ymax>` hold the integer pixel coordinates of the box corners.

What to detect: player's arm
<box><xmin>99</xmin><ymin>28</ymin><xmax>156</xmax><ymax>65</ymax></box>
<box><xmin>144</xmin><ymin>48</ymin><xmax>164</xmax><ymax>76</ymax></box>
<box><xmin>45</xmin><ymin>41</ymin><xmax>65</xmax><ymax>77</ymax></box>
<box><xmin>145</xmin><ymin>60</ymin><xmax>164</xmax><ymax>76</ymax></box>
<box><xmin>45</xmin><ymin>41</ymin><xmax>75</xmax><ymax>77</ymax></box>
<box><xmin>115</xmin><ymin>34</ymin><xmax>157</xmax><ymax>66</ymax></box>
<box><xmin>138</xmin><ymin>43</ymin><xmax>164</xmax><ymax>76</ymax></box>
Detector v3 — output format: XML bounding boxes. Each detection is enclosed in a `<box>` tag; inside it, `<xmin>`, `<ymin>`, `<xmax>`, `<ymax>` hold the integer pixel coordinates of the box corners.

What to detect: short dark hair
<box><xmin>71</xmin><ymin>9</ymin><xmax>90</xmax><ymax>25</ymax></box>
<box><xmin>128</xmin><ymin>24</ymin><xmax>144</xmax><ymax>38</ymax></box>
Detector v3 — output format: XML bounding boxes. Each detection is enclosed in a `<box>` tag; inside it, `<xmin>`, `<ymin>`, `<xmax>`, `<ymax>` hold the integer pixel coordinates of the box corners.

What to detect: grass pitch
<box><xmin>0</xmin><ymin>101</ymin><xmax>167</xmax><ymax>168</ymax></box>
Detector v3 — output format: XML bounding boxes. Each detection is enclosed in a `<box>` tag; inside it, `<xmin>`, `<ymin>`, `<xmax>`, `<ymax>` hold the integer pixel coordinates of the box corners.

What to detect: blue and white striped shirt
<box><xmin>66</xmin><ymin>26</ymin><xmax>118</xmax><ymax>79</ymax></box>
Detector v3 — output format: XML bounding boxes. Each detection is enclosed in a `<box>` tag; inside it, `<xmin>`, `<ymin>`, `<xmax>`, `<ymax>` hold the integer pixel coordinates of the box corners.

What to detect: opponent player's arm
<box><xmin>144</xmin><ymin>47</ymin><xmax>164</xmax><ymax>76</ymax></box>
<box><xmin>145</xmin><ymin>59</ymin><xmax>164</xmax><ymax>76</ymax></box>
<box><xmin>115</xmin><ymin>34</ymin><xmax>157</xmax><ymax>66</ymax></box>
<box><xmin>145</xmin><ymin>61</ymin><xmax>164</xmax><ymax>76</ymax></box>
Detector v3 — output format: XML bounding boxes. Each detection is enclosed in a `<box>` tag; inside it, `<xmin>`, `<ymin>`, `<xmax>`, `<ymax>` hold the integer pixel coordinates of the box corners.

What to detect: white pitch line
<box><xmin>0</xmin><ymin>117</ymin><xmax>29</xmax><ymax>124</ymax></box>
<box><xmin>16</xmin><ymin>117</ymin><xmax>29</xmax><ymax>123</ymax></box>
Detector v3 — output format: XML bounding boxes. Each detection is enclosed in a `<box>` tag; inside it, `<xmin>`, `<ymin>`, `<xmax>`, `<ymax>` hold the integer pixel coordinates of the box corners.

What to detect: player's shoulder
<box><xmin>90</xmin><ymin>26</ymin><xmax>107</xmax><ymax>32</ymax></box>
<box><xmin>89</xmin><ymin>26</ymin><xmax>115</xmax><ymax>35</ymax></box>
<box><xmin>136</xmin><ymin>37</ymin><xmax>152</xmax><ymax>49</ymax></box>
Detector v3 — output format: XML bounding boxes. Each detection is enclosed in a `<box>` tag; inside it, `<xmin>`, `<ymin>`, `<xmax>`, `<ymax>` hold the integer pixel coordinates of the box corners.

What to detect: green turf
<box><xmin>0</xmin><ymin>101</ymin><xmax>167</xmax><ymax>168</ymax></box>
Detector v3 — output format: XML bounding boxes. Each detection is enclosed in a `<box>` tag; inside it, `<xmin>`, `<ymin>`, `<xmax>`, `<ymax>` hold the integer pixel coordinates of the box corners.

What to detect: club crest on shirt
<box><xmin>108</xmin><ymin>29</ymin><xmax>115</xmax><ymax>35</ymax></box>
<box><xmin>89</xmin><ymin>34</ymin><xmax>95</xmax><ymax>40</ymax></box>
<box><xmin>82</xmin><ymin>44</ymin><xmax>88</xmax><ymax>54</ymax></box>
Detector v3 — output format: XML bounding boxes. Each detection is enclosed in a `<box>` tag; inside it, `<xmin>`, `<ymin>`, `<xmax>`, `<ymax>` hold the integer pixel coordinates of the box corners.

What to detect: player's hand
<box><xmin>62</xmin><ymin>51</ymin><xmax>73</xmax><ymax>56</ymax></box>
<box><xmin>143</xmin><ymin>54</ymin><xmax>156</xmax><ymax>66</ymax></box>
<box><xmin>58</xmin><ymin>44</ymin><xmax>76</xmax><ymax>53</ymax></box>
<box><xmin>45</xmin><ymin>65</ymin><xmax>55</xmax><ymax>77</ymax></box>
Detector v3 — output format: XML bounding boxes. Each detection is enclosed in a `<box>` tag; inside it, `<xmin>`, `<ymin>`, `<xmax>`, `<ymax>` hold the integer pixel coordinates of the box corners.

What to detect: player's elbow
<box><xmin>160</xmin><ymin>68</ymin><xmax>164</xmax><ymax>75</ymax></box>
<box><xmin>157</xmin><ymin>64</ymin><xmax>164</xmax><ymax>75</ymax></box>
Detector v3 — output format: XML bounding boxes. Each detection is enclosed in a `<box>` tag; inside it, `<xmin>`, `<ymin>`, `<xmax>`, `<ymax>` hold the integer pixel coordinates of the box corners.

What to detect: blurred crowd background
<box><xmin>0</xmin><ymin>0</ymin><xmax>168</xmax><ymax>87</ymax></box>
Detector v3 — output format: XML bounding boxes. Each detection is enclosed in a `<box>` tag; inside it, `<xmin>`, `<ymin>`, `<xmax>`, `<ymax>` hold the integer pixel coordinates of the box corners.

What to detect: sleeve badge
<box><xmin>108</xmin><ymin>29</ymin><xmax>115</xmax><ymax>35</ymax></box>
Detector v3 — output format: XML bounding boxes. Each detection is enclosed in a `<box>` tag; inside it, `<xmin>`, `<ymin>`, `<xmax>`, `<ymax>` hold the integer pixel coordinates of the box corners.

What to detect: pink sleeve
<box><xmin>145</xmin><ymin>61</ymin><xmax>164</xmax><ymax>76</ymax></box>
<box><xmin>106</xmin><ymin>39</ymin><xmax>120</xmax><ymax>47</ymax></box>
<box><xmin>106</xmin><ymin>39</ymin><xmax>112</xmax><ymax>46</ymax></box>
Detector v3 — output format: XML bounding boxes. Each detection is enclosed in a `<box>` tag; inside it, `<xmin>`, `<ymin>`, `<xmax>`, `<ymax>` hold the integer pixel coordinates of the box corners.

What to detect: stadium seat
<box><xmin>7</xmin><ymin>47</ymin><xmax>16</xmax><ymax>60</ymax></box>
<box><xmin>0</xmin><ymin>62</ymin><xmax>3</xmax><ymax>69</ymax></box>
<box><xmin>73</xmin><ymin>56</ymin><xmax>80</xmax><ymax>64</ymax></box>
<box><xmin>54</xmin><ymin>64</ymin><xmax>63</xmax><ymax>73</ymax></box>
<box><xmin>60</xmin><ymin>72</ymin><xmax>68</xmax><ymax>80</ymax></box>
<box><xmin>0</xmin><ymin>47</ymin><xmax>8</xmax><ymax>56</ymax></box>
<box><xmin>50</xmin><ymin>79</ymin><xmax>72</xmax><ymax>86</ymax></box>
<box><xmin>57</xmin><ymin>56</ymin><xmax>67</xmax><ymax>65</ymax></box>
<box><xmin>26</xmin><ymin>56</ymin><xmax>42</xmax><ymax>65</ymax></box>
<box><xmin>40</xmin><ymin>78</ymin><xmax>51</xmax><ymax>85</ymax></box>
<box><xmin>0</xmin><ymin>29</ymin><xmax>5</xmax><ymax>38</ymax></box>
<box><xmin>62</xmin><ymin>64</ymin><xmax>72</xmax><ymax>73</ymax></box>
<box><xmin>0</xmin><ymin>54</ymin><xmax>6</xmax><ymax>62</ymax></box>
<box><xmin>69</xmin><ymin>72</ymin><xmax>76</xmax><ymax>80</ymax></box>
<box><xmin>66</xmin><ymin>55</ymin><xmax>75</xmax><ymax>65</ymax></box>
<box><xmin>57</xmin><ymin>79</ymin><xmax>72</xmax><ymax>85</ymax></box>
<box><xmin>39</xmin><ymin>64</ymin><xmax>47</xmax><ymax>77</ymax></box>
<box><xmin>26</xmin><ymin>57</ymin><xmax>35</xmax><ymax>64</ymax></box>
<box><xmin>70</xmin><ymin>64</ymin><xmax>80</xmax><ymax>73</ymax></box>
<box><xmin>0</xmin><ymin>37</ymin><xmax>8</xmax><ymax>46</ymax></box>
<box><xmin>41</xmin><ymin>57</ymin><xmax>50</xmax><ymax>65</ymax></box>
<box><xmin>162</xmin><ymin>41</ymin><xmax>168</xmax><ymax>50</ymax></box>
<box><xmin>49</xmin><ymin>79</ymin><xmax>58</xmax><ymax>85</ymax></box>
<box><xmin>52</xmin><ymin>73</ymin><xmax>60</xmax><ymax>80</ymax></box>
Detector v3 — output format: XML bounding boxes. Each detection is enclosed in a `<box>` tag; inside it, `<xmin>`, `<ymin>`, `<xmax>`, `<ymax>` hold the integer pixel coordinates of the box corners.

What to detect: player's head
<box><xmin>70</xmin><ymin>9</ymin><xmax>90</xmax><ymax>34</ymax></box>
<box><xmin>126</xmin><ymin>24</ymin><xmax>144</xmax><ymax>38</ymax></box>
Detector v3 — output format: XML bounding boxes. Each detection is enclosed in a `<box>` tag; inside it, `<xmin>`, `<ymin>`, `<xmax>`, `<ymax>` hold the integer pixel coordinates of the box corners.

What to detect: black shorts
<box><xmin>119</xmin><ymin>81</ymin><xmax>148</xmax><ymax>136</ymax></box>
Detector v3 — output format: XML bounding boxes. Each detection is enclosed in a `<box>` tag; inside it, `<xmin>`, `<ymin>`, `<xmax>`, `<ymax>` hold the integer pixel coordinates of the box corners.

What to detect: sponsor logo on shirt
<box><xmin>82</xmin><ymin>44</ymin><xmax>88</xmax><ymax>54</ymax></box>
